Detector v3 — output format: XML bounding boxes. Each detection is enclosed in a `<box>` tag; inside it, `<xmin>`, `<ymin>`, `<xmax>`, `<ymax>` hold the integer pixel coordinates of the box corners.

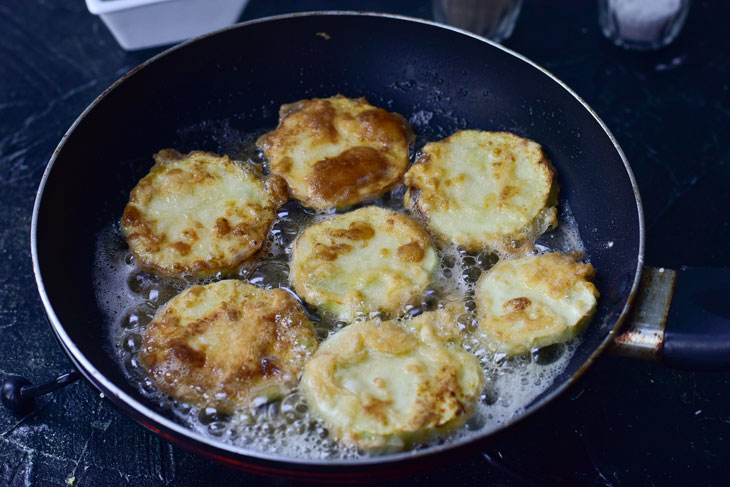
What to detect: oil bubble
<box><xmin>532</xmin><ymin>343</ymin><xmax>566</xmax><ymax>365</ymax></box>
<box><xmin>121</xmin><ymin>333</ymin><xmax>142</xmax><ymax>353</ymax></box>
<box><xmin>127</xmin><ymin>271</ymin><xmax>160</xmax><ymax>295</ymax></box>
<box><xmin>249</xmin><ymin>261</ymin><xmax>289</xmax><ymax>289</ymax></box>
<box><xmin>198</xmin><ymin>407</ymin><xmax>230</xmax><ymax>425</ymax></box>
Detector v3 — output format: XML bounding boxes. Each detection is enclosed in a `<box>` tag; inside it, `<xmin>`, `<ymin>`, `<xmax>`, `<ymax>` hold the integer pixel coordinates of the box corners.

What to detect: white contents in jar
<box><xmin>609</xmin><ymin>0</ymin><xmax>682</xmax><ymax>42</ymax></box>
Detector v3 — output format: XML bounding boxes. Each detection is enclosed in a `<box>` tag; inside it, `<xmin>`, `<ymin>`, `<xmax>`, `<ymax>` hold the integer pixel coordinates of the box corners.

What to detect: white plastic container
<box><xmin>85</xmin><ymin>0</ymin><xmax>250</xmax><ymax>51</ymax></box>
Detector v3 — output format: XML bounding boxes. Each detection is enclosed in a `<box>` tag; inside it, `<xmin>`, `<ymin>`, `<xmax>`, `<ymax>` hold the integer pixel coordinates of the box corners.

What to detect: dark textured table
<box><xmin>1</xmin><ymin>1</ymin><xmax>729</xmax><ymax>485</ymax></box>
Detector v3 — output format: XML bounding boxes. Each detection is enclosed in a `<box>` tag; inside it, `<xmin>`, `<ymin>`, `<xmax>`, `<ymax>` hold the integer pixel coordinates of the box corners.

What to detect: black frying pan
<box><xmin>27</xmin><ymin>12</ymin><xmax>729</xmax><ymax>481</ymax></box>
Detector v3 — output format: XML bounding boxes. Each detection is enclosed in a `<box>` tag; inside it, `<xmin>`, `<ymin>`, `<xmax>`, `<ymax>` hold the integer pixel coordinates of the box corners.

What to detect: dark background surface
<box><xmin>1</xmin><ymin>1</ymin><xmax>729</xmax><ymax>486</ymax></box>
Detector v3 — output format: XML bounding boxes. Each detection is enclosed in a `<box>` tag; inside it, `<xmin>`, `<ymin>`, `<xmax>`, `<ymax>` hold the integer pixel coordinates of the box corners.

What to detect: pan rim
<box><xmin>31</xmin><ymin>10</ymin><xmax>645</xmax><ymax>468</ymax></box>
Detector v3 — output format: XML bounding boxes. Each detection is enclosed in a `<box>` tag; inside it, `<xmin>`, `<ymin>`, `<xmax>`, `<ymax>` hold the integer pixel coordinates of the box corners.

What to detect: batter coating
<box><xmin>139</xmin><ymin>280</ymin><xmax>317</xmax><ymax>411</ymax></box>
<box><xmin>475</xmin><ymin>253</ymin><xmax>599</xmax><ymax>355</ymax></box>
<box><xmin>290</xmin><ymin>206</ymin><xmax>438</xmax><ymax>322</ymax></box>
<box><xmin>122</xmin><ymin>149</ymin><xmax>287</xmax><ymax>278</ymax></box>
<box><xmin>257</xmin><ymin>95</ymin><xmax>413</xmax><ymax>209</ymax></box>
<box><xmin>300</xmin><ymin>305</ymin><xmax>484</xmax><ymax>451</ymax></box>
<box><xmin>404</xmin><ymin>130</ymin><xmax>558</xmax><ymax>253</ymax></box>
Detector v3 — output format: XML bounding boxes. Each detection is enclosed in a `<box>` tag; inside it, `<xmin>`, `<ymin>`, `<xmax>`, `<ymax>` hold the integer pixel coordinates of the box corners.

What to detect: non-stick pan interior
<box><xmin>34</xmin><ymin>13</ymin><xmax>642</xmax><ymax>466</ymax></box>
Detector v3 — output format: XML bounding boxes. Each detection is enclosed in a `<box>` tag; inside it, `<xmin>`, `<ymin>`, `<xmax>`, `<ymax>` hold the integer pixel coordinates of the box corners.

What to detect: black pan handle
<box><xmin>662</xmin><ymin>267</ymin><xmax>730</xmax><ymax>370</ymax></box>
<box><xmin>1</xmin><ymin>370</ymin><xmax>80</xmax><ymax>413</ymax></box>
<box><xmin>612</xmin><ymin>267</ymin><xmax>730</xmax><ymax>370</ymax></box>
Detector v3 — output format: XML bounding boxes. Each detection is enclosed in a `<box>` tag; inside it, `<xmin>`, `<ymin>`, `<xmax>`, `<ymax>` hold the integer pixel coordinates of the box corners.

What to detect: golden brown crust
<box><xmin>308</xmin><ymin>147</ymin><xmax>391</xmax><ymax>204</ymax></box>
<box><xmin>122</xmin><ymin>149</ymin><xmax>286</xmax><ymax>278</ymax></box>
<box><xmin>396</xmin><ymin>241</ymin><xmax>425</xmax><ymax>263</ymax></box>
<box><xmin>139</xmin><ymin>280</ymin><xmax>317</xmax><ymax>411</ymax></box>
<box><xmin>257</xmin><ymin>95</ymin><xmax>414</xmax><ymax>209</ymax></box>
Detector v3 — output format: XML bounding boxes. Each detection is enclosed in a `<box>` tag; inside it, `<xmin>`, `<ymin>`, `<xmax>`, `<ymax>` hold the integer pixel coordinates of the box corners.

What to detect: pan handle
<box><xmin>611</xmin><ymin>266</ymin><xmax>730</xmax><ymax>370</ymax></box>
<box><xmin>1</xmin><ymin>371</ymin><xmax>80</xmax><ymax>413</ymax></box>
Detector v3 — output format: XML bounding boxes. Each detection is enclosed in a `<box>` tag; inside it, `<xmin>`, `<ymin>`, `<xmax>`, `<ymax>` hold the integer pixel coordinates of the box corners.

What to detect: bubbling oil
<box><xmin>94</xmin><ymin>125</ymin><xmax>590</xmax><ymax>460</ymax></box>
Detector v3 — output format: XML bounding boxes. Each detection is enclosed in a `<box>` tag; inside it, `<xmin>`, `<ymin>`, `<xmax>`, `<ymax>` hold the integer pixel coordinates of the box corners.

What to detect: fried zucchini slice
<box><xmin>404</xmin><ymin>130</ymin><xmax>558</xmax><ymax>253</ymax></box>
<box><xmin>122</xmin><ymin>149</ymin><xmax>287</xmax><ymax>278</ymax></box>
<box><xmin>290</xmin><ymin>206</ymin><xmax>437</xmax><ymax>322</ymax></box>
<box><xmin>139</xmin><ymin>280</ymin><xmax>317</xmax><ymax>411</ymax></box>
<box><xmin>257</xmin><ymin>95</ymin><xmax>413</xmax><ymax>209</ymax></box>
<box><xmin>475</xmin><ymin>253</ymin><xmax>599</xmax><ymax>355</ymax></box>
<box><xmin>301</xmin><ymin>305</ymin><xmax>484</xmax><ymax>451</ymax></box>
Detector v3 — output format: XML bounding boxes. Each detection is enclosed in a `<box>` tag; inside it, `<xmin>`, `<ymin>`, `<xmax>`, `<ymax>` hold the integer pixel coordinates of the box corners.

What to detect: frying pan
<box><xmin>24</xmin><ymin>12</ymin><xmax>730</xmax><ymax>481</ymax></box>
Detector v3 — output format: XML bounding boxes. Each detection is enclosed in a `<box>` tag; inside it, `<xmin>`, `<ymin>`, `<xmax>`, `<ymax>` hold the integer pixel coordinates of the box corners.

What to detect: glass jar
<box><xmin>433</xmin><ymin>0</ymin><xmax>523</xmax><ymax>43</ymax></box>
<box><xmin>598</xmin><ymin>0</ymin><xmax>691</xmax><ymax>51</ymax></box>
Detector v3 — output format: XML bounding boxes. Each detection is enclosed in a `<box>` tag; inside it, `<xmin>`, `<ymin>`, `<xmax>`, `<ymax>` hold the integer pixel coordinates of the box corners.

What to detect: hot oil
<box><xmin>94</xmin><ymin>121</ymin><xmax>590</xmax><ymax>460</ymax></box>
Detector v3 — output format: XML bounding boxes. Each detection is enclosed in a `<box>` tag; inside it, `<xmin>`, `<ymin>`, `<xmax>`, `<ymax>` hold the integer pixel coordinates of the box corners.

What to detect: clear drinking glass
<box><xmin>598</xmin><ymin>0</ymin><xmax>691</xmax><ymax>51</ymax></box>
<box><xmin>433</xmin><ymin>0</ymin><xmax>523</xmax><ymax>43</ymax></box>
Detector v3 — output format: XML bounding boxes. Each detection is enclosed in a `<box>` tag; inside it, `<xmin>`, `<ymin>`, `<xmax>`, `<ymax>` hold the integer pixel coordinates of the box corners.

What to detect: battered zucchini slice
<box><xmin>300</xmin><ymin>305</ymin><xmax>484</xmax><ymax>452</ymax></box>
<box><xmin>475</xmin><ymin>253</ymin><xmax>599</xmax><ymax>355</ymax></box>
<box><xmin>139</xmin><ymin>280</ymin><xmax>317</xmax><ymax>411</ymax></box>
<box><xmin>122</xmin><ymin>149</ymin><xmax>287</xmax><ymax>278</ymax></box>
<box><xmin>289</xmin><ymin>206</ymin><xmax>438</xmax><ymax>322</ymax></box>
<box><xmin>257</xmin><ymin>95</ymin><xmax>414</xmax><ymax>209</ymax></box>
<box><xmin>404</xmin><ymin>130</ymin><xmax>558</xmax><ymax>253</ymax></box>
